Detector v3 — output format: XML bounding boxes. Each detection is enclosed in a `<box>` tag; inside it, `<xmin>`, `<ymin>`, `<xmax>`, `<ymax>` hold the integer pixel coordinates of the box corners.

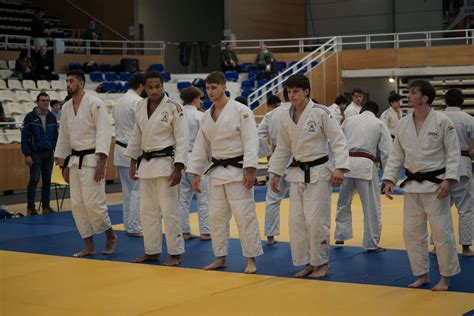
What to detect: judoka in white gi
<box><xmin>258</xmin><ymin>94</ymin><xmax>291</xmax><ymax>245</ymax></box>
<box><xmin>178</xmin><ymin>86</ymin><xmax>210</xmax><ymax>241</ymax></box>
<box><xmin>187</xmin><ymin>72</ymin><xmax>263</xmax><ymax>274</ymax></box>
<box><xmin>380</xmin><ymin>93</ymin><xmax>402</xmax><ymax>139</ymax></box>
<box><xmin>334</xmin><ymin>101</ymin><xmax>392</xmax><ymax>251</ymax></box>
<box><xmin>344</xmin><ymin>88</ymin><xmax>363</xmax><ymax>119</ymax></box>
<box><xmin>269</xmin><ymin>74</ymin><xmax>350</xmax><ymax>278</ymax></box>
<box><xmin>54</xmin><ymin>70</ymin><xmax>116</xmax><ymax>257</ymax></box>
<box><xmin>383</xmin><ymin>80</ymin><xmax>461</xmax><ymax>291</ymax></box>
<box><xmin>112</xmin><ymin>73</ymin><xmax>144</xmax><ymax>237</ymax></box>
<box><xmin>439</xmin><ymin>88</ymin><xmax>473</xmax><ymax>256</ymax></box>
<box><xmin>124</xmin><ymin>71</ymin><xmax>188</xmax><ymax>266</ymax></box>
<box><xmin>327</xmin><ymin>95</ymin><xmax>349</xmax><ymax>124</ymax></box>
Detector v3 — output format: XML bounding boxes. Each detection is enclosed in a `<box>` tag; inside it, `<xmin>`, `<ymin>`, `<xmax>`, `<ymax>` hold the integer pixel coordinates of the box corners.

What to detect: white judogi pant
<box><xmin>179</xmin><ymin>171</ymin><xmax>209</xmax><ymax>235</ymax></box>
<box><xmin>208</xmin><ymin>181</ymin><xmax>263</xmax><ymax>258</ymax></box>
<box><xmin>451</xmin><ymin>176</ymin><xmax>472</xmax><ymax>245</ymax></box>
<box><xmin>117</xmin><ymin>166</ymin><xmax>142</xmax><ymax>234</ymax></box>
<box><xmin>264</xmin><ymin>173</ymin><xmax>290</xmax><ymax>237</ymax></box>
<box><xmin>334</xmin><ymin>168</ymin><xmax>382</xmax><ymax>250</ymax></box>
<box><xmin>140</xmin><ymin>177</ymin><xmax>184</xmax><ymax>256</ymax></box>
<box><xmin>289</xmin><ymin>181</ymin><xmax>331</xmax><ymax>267</ymax></box>
<box><xmin>404</xmin><ymin>192</ymin><xmax>460</xmax><ymax>277</ymax></box>
<box><xmin>69</xmin><ymin>166</ymin><xmax>112</xmax><ymax>238</ymax></box>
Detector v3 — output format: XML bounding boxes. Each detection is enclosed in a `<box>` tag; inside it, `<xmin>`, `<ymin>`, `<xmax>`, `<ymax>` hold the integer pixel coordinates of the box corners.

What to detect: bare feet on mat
<box><xmin>461</xmin><ymin>246</ymin><xmax>474</xmax><ymax>257</ymax></box>
<box><xmin>127</xmin><ymin>232</ymin><xmax>143</xmax><ymax>237</ymax></box>
<box><xmin>183</xmin><ymin>233</ymin><xmax>198</xmax><ymax>241</ymax></box>
<box><xmin>163</xmin><ymin>255</ymin><xmax>181</xmax><ymax>266</ymax></box>
<box><xmin>408</xmin><ymin>274</ymin><xmax>430</xmax><ymax>288</ymax></box>
<box><xmin>103</xmin><ymin>234</ymin><xmax>117</xmax><ymax>255</ymax></box>
<box><xmin>72</xmin><ymin>248</ymin><xmax>95</xmax><ymax>257</ymax></box>
<box><xmin>432</xmin><ymin>276</ymin><xmax>449</xmax><ymax>291</ymax></box>
<box><xmin>294</xmin><ymin>264</ymin><xmax>314</xmax><ymax>277</ymax></box>
<box><xmin>200</xmin><ymin>233</ymin><xmax>211</xmax><ymax>241</ymax></box>
<box><xmin>204</xmin><ymin>257</ymin><xmax>227</xmax><ymax>270</ymax></box>
<box><xmin>132</xmin><ymin>254</ymin><xmax>160</xmax><ymax>263</ymax></box>
<box><xmin>267</xmin><ymin>236</ymin><xmax>277</xmax><ymax>245</ymax></box>
<box><xmin>244</xmin><ymin>257</ymin><xmax>257</xmax><ymax>274</ymax></box>
<box><xmin>367</xmin><ymin>247</ymin><xmax>386</xmax><ymax>253</ymax></box>
<box><xmin>309</xmin><ymin>263</ymin><xmax>329</xmax><ymax>278</ymax></box>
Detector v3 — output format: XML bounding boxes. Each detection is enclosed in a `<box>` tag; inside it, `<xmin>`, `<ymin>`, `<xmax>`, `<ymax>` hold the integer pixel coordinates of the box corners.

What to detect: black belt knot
<box><xmin>137</xmin><ymin>146</ymin><xmax>174</xmax><ymax>169</ymax></box>
<box><xmin>288</xmin><ymin>155</ymin><xmax>329</xmax><ymax>183</ymax></box>
<box><xmin>66</xmin><ymin>148</ymin><xmax>96</xmax><ymax>169</ymax></box>
<box><xmin>204</xmin><ymin>155</ymin><xmax>244</xmax><ymax>175</ymax></box>
<box><xmin>399</xmin><ymin>168</ymin><xmax>446</xmax><ymax>188</ymax></box>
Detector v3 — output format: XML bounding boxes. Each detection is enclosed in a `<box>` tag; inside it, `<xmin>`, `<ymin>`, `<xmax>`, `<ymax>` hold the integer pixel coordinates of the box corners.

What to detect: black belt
<box><xmin>115</xmin><ymin>140</ymin><xmax>128</xmax><ymax>148</ymax></box>
<box><xmin>137</xmin><ymin>146</ymin><xmax>174</xmax><ymax>169</ymax></box>
<box><xmin>399</xmin><ymin>168</ymin><xmax>446</xmax><ymax>188</ymax></box>
<box><xmin>68</xmin><ymin>148</ymin><xmax>96</xmax><ymax>169</ymax></box>
<box><xmin>204</xmin><ymin>155</ymin><xmax>244</xmax><ymax>175</ymax></box>
<box><xmin>461</xmin><ymin>150</ymin><xmax>470</xmax><ymax>157</ymax></box>
<box><xmin>349</xmin><ymin>152</ymin><xmax>375</xmax><ymax>162</ymax></box>
<box><xmin>288</xmin><ymin>155</ymin><xmax>329</xmax><ymax>183</ymax></box>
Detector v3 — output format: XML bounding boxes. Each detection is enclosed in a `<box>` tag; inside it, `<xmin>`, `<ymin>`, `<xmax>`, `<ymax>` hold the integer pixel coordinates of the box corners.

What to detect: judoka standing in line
<box><xmin>383</xmin><ymin>80</ymin><xmax>461</xmax><ymax>291</ymax></box>
<box><xmin>344</xmin><ymin>88</ymin><xmax>363</xmax><ymax>119</ymax></box>
<box><xmin>258</xmin><ymin>94</ymin><xmax>291</xmax><ymax>245</ymax></box>
<box><xmin>112</xmin><ymin>73</ymin><xmax>145</xmax><ymax>237</ymax></box>
<box><xmin>380</xmin><ymin>93</ymin><xmax>402</xmax><ymax>139</ymax></box>
<box><xmin>269</xmin><ymin>74</ymin><xmax>350</xmax><ymax>278</ymax></box>
<box><xmin>124</xmin><ymin>71</ymin><xmax>188</xmax><ymax>266</ymax></box>
<box><xmin>187</xmin><ymin>71</ymin><xmax>263</xmax><ymax>274</ymax></box>
<box><xmin>55</xmin><ymin>69</ymin><xmax>116</xmax><ymax>257</ymax></box>
<box><xmin>178</xmin><ymin>86</ymin><xmax>210</xmax><ymax>241</ymax></box>
<box><xmin>334</xmin><ymin>101</ymin><xmax>392</xmax><ymax>252</ymax></box>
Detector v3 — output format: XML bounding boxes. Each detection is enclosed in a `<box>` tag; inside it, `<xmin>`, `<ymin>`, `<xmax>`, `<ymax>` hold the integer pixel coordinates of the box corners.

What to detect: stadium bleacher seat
<box><xmin>0</xmin><ymin>60</ymin><xmax>8</xmax><ymax>69</ymax></box>
<box><xmin>161</xmin><ymin>71</ymin><xmax>171</xmax><ymax>82</ymax></box>
<box><xmin>98</xmin><ymin>64</ymin><xmax>110</xmax><ymax>72</ymax></box>
<box><xmin>275</xmin><ymin>61</ymin><xmax>286</xmax><ymax>71</ymax></box>
<box><xmin>257</xmin><ymin>79</ymin><xmax>269</xmax><ymax>87</ymax></box>
<box><xmin>51</xmin><ymin>80</ymin><xmax>66</xmax><ymax>91</ymax></box>
<box><xmin>59</xmin><ymin>90</ymin><xmax>68</xmax><ymax>100</ymax></box>
<box><xmin>105</xmin><ymin>72</ymin><xmax>118</xmax><ymax>81</ymax></box>
<box><xmin>119</xmin><ymin>72</ymin><xmax>131</xmax><ymax>82</ymax></box>
<box><xmin>248</xmin><ymin>71</ymin><xmax>258</xmax><ymax>81</ymax></box>
<box><xmin>68</xmin><ymin>62</ymin><xmax>81</xmax><ymax>70</ymax></box>
<box><xmin>37</xmin><ymin>80</ymin><xmax>51</xmax><ymax>90</ymax></box>
<box><xmin>148</xmin><ymin>64</ymin><xmax>164</xmax><ymax>72</ymax></box>
<box><xmin>7</xmin><ymin>79</ymin><xmax>22</xmax><ymax>90</ymax></box>
<box><xmin>0</xmin><ymin>69</ymin><xmax>13</xmax><ymax>79</ymax></box>
<box><xmin>22</xmin><ymin>80</ymin><xmax>37</xmax><ymax>90</ymax></box>
<box><xmin>0</xmin><ymin>90</ymin><xmax>15</xmax><ymax>101</ymax></box>
<box><xmin>241</xmin><ymin>80</ymin><xmax>254</xmax><ymax>91</ymax></box>
<box><xmin>90</xmin><ymin>72</ymin><xmax>104</xmax><ymax>82</ymax></box>
<box><xmin>225</xmin><ymin>71</ymin><xmax>238</xmax><ymax>82</ymax></box>
<box><xmin>7</xmin><ymin>60</ymin><xmax>15</xmax><ymax>69</ymax></box>
<box><xmin>0</xmin><ymin>79</ymin><xmax>7</xmax><ymax>90</ymax></box>
<box><xmin>29</xmin><ymin>90</ymin><xmax>40</xmax><ymax>101</ymax></box>
<box><xmin>225</xmin><ymin>90</ymin><xmax>231</xmax><ymax>97</ymax></box>
<box><xmin>240</xmin><ymin>63</ymin><xmax>253</xmax><ymax>72</ymax></box>
<box><xmin>46</xmin><ymin>91</ymin><xmax>60</xmax><ymax>100</ymax></box>
<box><xmin>202</xmin><ymin>99</ymin><xmax>212</xmax><ymax>110</ymax></box>
<box><xmin>241</xmin><ymin>89</ymin><xmax>253</xmax><ymax>98</ymax></box>
<box><xmin>14</xmin><ymin>90</ymin><xmax>30</xmax><ymax>102</ymax></box>
<box><xmin>177</xmin><ymin>81</ymin><xmax>191</xmax><ymax>90</ymax></box>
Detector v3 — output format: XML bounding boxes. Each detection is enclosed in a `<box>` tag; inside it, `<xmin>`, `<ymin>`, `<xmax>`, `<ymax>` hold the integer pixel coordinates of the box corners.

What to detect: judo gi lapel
<box><xmin>291</xmin><ymin>100</ymin><xmax>313</xmax><ymax>151</ymax></box>
<box><xmin>142</xmin><ymin>96</ymin><xmax>167</xmax><ymax>143</ymax></box>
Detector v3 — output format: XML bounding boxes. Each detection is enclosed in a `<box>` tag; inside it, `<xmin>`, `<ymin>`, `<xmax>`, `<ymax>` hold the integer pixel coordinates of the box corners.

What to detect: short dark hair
<box><xmin>407</xmin><ymin>79</ymin><xmax>436</xmax><ymax>105</ymax></box>
<box><xmin>36</xmin><ymin>91</ymin><xmax>49</xmax><ymax>102</ymax></box>
<box><xmin>267</xmin><ymin>95</ymin><xmax>281</xmax><ymax>107</ymax></box>
<box><xmin>352</xmin><ymin>88</ymin><xmax>363</xmax><ymax>95</ymax></box>
<box><xmin>334</xmin><ymin>95</ymin><xmax>349</xmax><ymax>105</ymax></box>
<box><xmin>282</xmin><ymin>87</ymin><xmax>289</xmax><ymax>102</ymax></box>
<box><xmin>235</xmin><ymin>96</ymin><xmax>248</xmax><ymax>105</ymax></box>
<box><xmin>129</xmin><ymin>73</ymin><xmax>145</xmax><ymax>90</ymax></box>
<box><xmin>445</xmin><ymin>88</ymin><xmax>464</xmax><ymax>107</ymax></box>
<box><xmin>67</xmin><ymin>69</ymin><xmax>86</xmax><ymax>83</ymax></box>
<box><xmin>361</xmin><ymin>101</ymin><xmax>379</xmax><ymax>115</ymax></box>
<box><xmin>144</xmin><ymin>71</ymin><xmax>163</xmax><ymax>84</ymax></box>
<box><xmin>180</xmin><ymin>86</ymin><xmax>203</xmax><ymax>104</ymax></box>
<box><xmin>285</xmin><ymin>74</ymin><xmax>311</xmax><ymax>92</ymax></box>
<box><xmin>50</xmin><ymin>99</ymin><xmax>60</xmax><ymax>107</ymax></box>
<box><xmin>205</xmin><ymin>71</ymin><xmax>226</xmax><ymax>85</ymax></box>
<box><xmin>388</xmin><ymin>93</ymin><xmax>402</xmax><ymax>103</ymax></box>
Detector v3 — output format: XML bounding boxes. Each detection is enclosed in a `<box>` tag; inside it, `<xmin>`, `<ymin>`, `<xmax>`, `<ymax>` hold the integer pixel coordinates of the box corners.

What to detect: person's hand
<box><xmin>436</xmin><ymin>180</ymin><xmax>453</xmax><ymax>199</ymax></box>
<box><xmin>243</xmin><ymin>167</ymin><xmax>256</xmax><ymax>190</ymax></box>
<box><xmin>25</xmin><ymin>156</ymin><xmax>33</xmax><ymax>167</ymax></box>
<box><xmin>329</xmin><ymin>169</ymin><xmax>344</xmax><ymax>187</ymax></box>
<box><xmin>62</xmin><ymin>167</ymin><xmax>70</xmax><ymax>184</ymax></box>
<box><xmin>192</xmin><ymin>175</ymin><xmax>201</xmax><ymax>193</ymax></box>
<box><xmin>382</xmin><ymin>180</ymin><xmax>395</xmax><ymax>200</ymax></box>
<box><xmin>168</xmin><ymin>164</ymin><xmax>183</xmax><ymax>187</ymax></box>
<box><xmin>270</xmin><ymin>174</ymin><xmax>281</xmax><ymax>193</ymax></box>
<box><xmin>129</xmin><ymin>160</ymin><xmax>138</xmax><ymax>181</ymax></box>
<box><xmin>94</xmin><ymin>159</ymin><xmax>106</xmax><ymax>182</ymax></box>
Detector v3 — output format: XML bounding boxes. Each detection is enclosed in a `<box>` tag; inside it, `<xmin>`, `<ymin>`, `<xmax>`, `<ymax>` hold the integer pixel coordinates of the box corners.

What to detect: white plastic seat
<box><xmin>22</xmin><ymin>80</ymin><xmax>37</xmax><ymax>90</ymax></box>
<box><xmin>0</xmin><ymin>133</ymin><xmax>9</xmax><ymax>144</ymax></box>
<box><xmin>46</xmin><ymin>90</ymin><xmax>59</xmax><ymax>100</ymax></box>
<box><xmin>0</xmin><ymin>60</ymin><xmax>7</xmax><ymax>69</ymax></box>
<box><xmin>5</xmin><ymin>130</ymin><xmax>21</xmax><ymax>144</ymax></box>
<box><xmin>0</xmin><ymin>69</ymin><xmax>13</xmax><ymax>79</ymax></box>
<box><xmin>0</xmin><ymin>79</ymin><xmax>7</xmax><ymax>90</ymax></box>
<box><xmin>7</xmin><ymin>60</ymin><xmax>15</xmax><ymax>69</ymax></box>
<box><xmin>0</xmin><ymin>90</ymin><xmax>15</xmax><ymax>101</ymax></box>
<box><xmin>51</xmin><ymin>80</ymin><xmax>67</xmax><ymax>90</ymax></box>
<box><xmin>37</xmin><ymin>80</ymin><xmax>51</xmax><ymax>90</ymax></box>
<box><xmin>7</xmin><ymin>79</ymin><xmax>23</xmax><ymax>90</ymax></box>
<box><xmin>14</xmin><ymin>90</ymin><xmax>31</xmax><ymax>102</ymax></box>
<box><xmin>30</xmin><ymin>90</ymin><xmax>40</xmax><ymax>101</ymax></box>
<box><xmin>21</xmin><ymin>101</ymin><xmax>36</xmax><ymax>113</ymax></box>
<box><xmin>59</xmin><ymin>90</ymin><xmax>68</xmax><ymax>100</ymax></box>
<box><xmin>3</xmin><ymin>102</ymin><xmax>24</xmax><ymax>115</ymax></box>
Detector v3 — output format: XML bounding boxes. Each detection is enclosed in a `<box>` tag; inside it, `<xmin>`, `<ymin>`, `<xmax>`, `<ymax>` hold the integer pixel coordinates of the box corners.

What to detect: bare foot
<box><xmin>183</xmin><ymin>233</ymin><xmax>198</xmax><ymax>241</ymax></box>
<box><xmin>430</xmin><ymin>246</ymin><xmax>437</xmax><ymax>256</ymax></box>
<box><xmin>72</xmin><ymin>248</ymin><xmax>95</xmax><ymax>257</ymax></box>
<box><xmin>131</xmin><ymin>254</ymin><xmax>160</xmax><ymax>263</ymax></box>
<box><xmin>408</xmin><ymin>274</ymin><xmax>430</xmax><ymax>288</ymax></box>
<box><xmin>127</xmin><ymin>232</ymin><xmax>143</xmax><ymax>237</ymax></box>
<box><xmin>267</xmin><ymin>236</ymin><xmax>277</xmax><ymax>245</ymax></box>
<box><xmin>244</xmin><ymin>257</ymin><xmax>257</xmax><ymax>274</ymax></box>
<box><xmin>103</xmin><ymin>234</ymin><xmax>117</xmax><ymax>255</ymax></box>
<box><xmin>294</xmin><ymin>264</ymin><xmax>314</xmax><ymax>277</ymax></box>
<box><xmin>200</xmin><ymin>233</ymin><xmax>211</xmax><ymax>241</ymax></box>
<box><xmin>163</xmin><ymin>255</ymin><xmax>181</xmax><ymax>266</ymax></box>
<box><xmin>367</xmin><ymin>247</ymin><xmax>386</xmax><ymax>253</ymax></box>
<box><xmin>204</xmin><ymin>258</ymin><xmax>227</xmax><ymax>270</ymax></box>
<box><xmin>461</xmin><ymin>246</ymin><xmax>474</xmax><ymax>257</ymax></box>
<box><xmin>309</xmin><ymin>263</ymin><xmax>329</xmax><ymax>278</ymax></box>
<box><xmin>432</xmin><ymin>276</ymin><xmax>449</xmax><ymax>291</ymax></box>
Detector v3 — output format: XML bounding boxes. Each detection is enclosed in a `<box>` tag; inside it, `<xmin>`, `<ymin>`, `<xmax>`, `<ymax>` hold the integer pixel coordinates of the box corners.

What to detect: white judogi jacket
<box><xmin>112</xmin><ymin>90</ymin><xmax>142</xmax><ymax>167</ymax></box>
<box><xmin>328</xmin><ymin>103</ymin><xmax>343</xmax><ymax>124</ymax></box>
<box><xmin>443</xmin><ymin>107</ymin><xmax>474</xmax><ymax>178</ymax></box>
<box><xmin>342</xmin><ymin>111</ymin><xmax>392</xmax><ymax>180</ymax></box>
<box><xmin>344</xmin><ymin>102</ymin><xmax>361</xmax><ymax>119</ymax></box>
<box><xmin>383</xmin><ymin>110</ymin><xmax>461</xmax><ymax>193</ymax></box>
<box><xmin>380</xmin><ymin>106</ymin><xmax>401</xmax><ymax>137</ymax></box>
<box><xmin>55</xmin><ymin>93</ymin><xmax>112</xmax><ymax>167</ymax></box>
<box><xmin>258</xmin><ymin>103</ymin><xmax>291</xmax><ymax>157</ymax></box>
<box><xmin>187</xmin><ymin>99</ymin><xmax>259</xmax><ymax>185</ymax></box>
<box><xmin>124</xmin><ymin>95</ymin><xmax>188</xmax><ymax>179</ymax></box>
<box><xmin>268</xmin><ymin>100</ymin><xmax>350</xmax><ymax>183</ymax></box>
<box><xmin>183</xmin><ymin>105</ymin><xmax>204</xmax><ymax>153</ymax></box>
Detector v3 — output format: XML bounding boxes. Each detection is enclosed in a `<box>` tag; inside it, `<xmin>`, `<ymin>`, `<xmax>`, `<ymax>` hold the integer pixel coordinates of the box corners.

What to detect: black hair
<box><xmin>129</xmin><ymin>72</ymin><xmax>145</xmax><ymax>89</ymax></box>
<box><xmin>361</xmin><ymin>101</ymin><xmax>379</xmax><ymax>115</ymax></box>
<box><xmin>235</xmin><ymin>96</ymin><xmax>248</xmax><ymax>105</ymax></box>
<box><xmin>205</xmin><ymin>71</ymin><xmax>226</xmax><ymax>85</ymax></box>
<box><xmin>144</xmin><ymin>71</ymin><xmax>163</xmax><ymax>84</ymax></box>
<box><xmin>66</xmin><ymin>69</ymin><xmax>86</xmax><ymax>83</ymax></box>
<box><xmin>444</xmin><ymin>88</ymin><xmax>464</xmax><ymax>107</ymax></box>
<box><xmin>334</xmin><ymin>95</ymin><xmax>349</xmax><ymax>105</ymax></box>
<box><xmin>388</xmin><ymin>93</ymin><xmax>402</xmax><ymax>103</ymax></box>
<box><xmin>36</xmin><ymin>91</ymin><xmax>50</xmax><ymax>102</ymax></box>
<box><xmin>267</xmin><ymin>95</ymin><xmax>281</xmax><ymax>107</ymax></box>
<box><xmin>285</xmin><ymin>74</ymin><xmax>311</xmax><ymax>92</ymax></box>
<box><xmin>407</xmin><ymin>80</ymin><xmax>436</xmax><ymax>105</ymax></box>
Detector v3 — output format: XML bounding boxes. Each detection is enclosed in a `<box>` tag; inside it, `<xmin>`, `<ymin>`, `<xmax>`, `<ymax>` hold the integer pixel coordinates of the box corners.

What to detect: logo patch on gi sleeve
<box><xmin>448</xmin><ymin>124</ymin><xmax>455</xmax><ymax>131</ymax></box>
<box><xmin>243</xmin><ymin>113</ymin><xmax>249</xmax><ymax>119</ymax></box>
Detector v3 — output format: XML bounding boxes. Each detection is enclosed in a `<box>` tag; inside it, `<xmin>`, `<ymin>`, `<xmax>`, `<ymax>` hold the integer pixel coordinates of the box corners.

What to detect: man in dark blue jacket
<box><xmin>21</xmin><ymin>92</ymin><xmax>59</xmax><ymax>215</ymax></box>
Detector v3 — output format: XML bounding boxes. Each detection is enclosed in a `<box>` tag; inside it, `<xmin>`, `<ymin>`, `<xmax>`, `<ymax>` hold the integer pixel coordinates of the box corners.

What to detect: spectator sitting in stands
<box><xmin>14</xmin><ymin>49</ymin><xmax>36</xmax><ymax>81</ymax></box>
<box><xmin>30</xmin><ymin>9</ymin><xmax>50</xmax><ymax>52</ymax></box>
<box><xmin>220</xmin><ymin>43</ymin><xmax>240</xmax><ymax>72</ymax></box>
<box><xmin>50</xmin><ymin>99</ymin><xmax>61</xmax><ymax>121</ymax></box>
<box><xmin>35</xmin><ymin>46</ymin><xmax>59</xmax><ymax>81</ymax></box>
<box><xmin>82</xmin><ymin>20</ymin><xmax>102</xmax><ymax>54</ymax></box>
<box><xmin>253</xmin><ymin>44</ymin><xmax>278</xmax><ymax>80</ymax></box>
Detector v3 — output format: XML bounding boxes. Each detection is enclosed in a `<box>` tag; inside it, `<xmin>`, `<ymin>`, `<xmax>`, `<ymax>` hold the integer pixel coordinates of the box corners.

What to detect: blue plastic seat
<box><xmin>224</xmin><ymin>71</ymin><xmax>239</xmax><ymax>82</ymax></box>
<box><xmin>148</xmin><ymin>64</ymin><xmax>164</xmax><ymax>72</ymax></box>
<box><xmin>89</xmin><ymin>71</ymin><xmax>104</xmax><ymax>82</ymax></box>
<box><xmin>161</xmin><ymin>71</ymin><xmax>171</xmax><ymax>82</ymax></box>
<box><xmin>119</xmin><ymin>72</ymin><xmax>131</xmax><ymax>82</ymax></box>
<box><xmin>202</xmin><ymin>99</ymin><xmax>212</xmax><ymax>110</ymax></box>
<box><xmin>241</xmin><ymin>80</ymin><xmax>254</xmax><ymax>91</ymax></box>
<box><xmin>105</xmin><ymin>72</ymin><xmax>118</xmax><ymax>81</ymax></box>
<box><xmin>240</xmin><ymin>63</ymin><xmax>253</xmax><ymax>72</ymax></box>
<box><xmin>68</xmin><ymin>62</ymin><xmax>81</xmax><ymax>70</ymax></box>
<box><xmin>177</xmin><ymin>81</ymin><xmax>192</xmax><ymax>90</ymax></box>
<box><xmin>248</xmin><ymin>71</ymin><xmax>258</xmax><ymax>81</ymax></box>
<box><xmin>275</xmin><ymin>61</ymin><xmax>286</xmax><ymax>71</ymax></box>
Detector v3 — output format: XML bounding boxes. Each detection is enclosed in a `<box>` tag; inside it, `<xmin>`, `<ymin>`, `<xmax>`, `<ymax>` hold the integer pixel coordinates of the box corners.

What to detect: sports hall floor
<box><xmin>1</xmin><ymin>185</ymin><xmax>473</xmax><ymax>316</ymax></box>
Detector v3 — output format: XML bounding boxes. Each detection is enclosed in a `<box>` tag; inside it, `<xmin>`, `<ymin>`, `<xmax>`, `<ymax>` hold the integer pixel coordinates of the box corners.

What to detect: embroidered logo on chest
<box><xmin>427</xmin><ymin>131</ymin><xmax>438</xmax><ymax>137</ymax></box>
<box><xmin>161</xmin><ymin>112</ymin><xmax>169</xmax><ymax>123</ymax></box>
<box><xmin>307</xmin><ymin>120</ymin><xmax>317</xmax><ymax>132</ymax></box>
